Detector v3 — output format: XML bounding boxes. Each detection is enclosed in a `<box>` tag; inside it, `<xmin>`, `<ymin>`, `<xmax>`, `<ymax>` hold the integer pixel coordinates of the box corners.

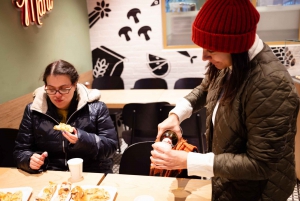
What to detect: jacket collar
<box><xmin>248</xmin><ymin>34</ymin><xmax>264</xmax><ymax>61</ymax></box>
<box><xmin>31</xmin><ymin>83</ymin><xmax>101</xmax><ymax>114</ymax></box>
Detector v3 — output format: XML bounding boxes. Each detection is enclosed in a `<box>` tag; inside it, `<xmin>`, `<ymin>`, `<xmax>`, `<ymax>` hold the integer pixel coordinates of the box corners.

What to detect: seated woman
<box><xmin>13</xmin><ymin>59</ymin><xmax>118</xmax><ymax>174</ymax></box>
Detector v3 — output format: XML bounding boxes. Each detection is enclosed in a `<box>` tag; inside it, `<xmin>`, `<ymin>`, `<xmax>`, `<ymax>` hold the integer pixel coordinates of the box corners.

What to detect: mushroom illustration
<box><xmin>138</xmin><ymin>26</ymin><xmax>152</xmax><ymax>41</ymax></box>
<box><xmin>118</xmin><ymin>26</ymin><xmax>132</xmax><ymax>41</ymax></box>
<box><xmin>127</xmin><ymin>8</ymin><xmax>141</xmax><ymax>23</ymax></box>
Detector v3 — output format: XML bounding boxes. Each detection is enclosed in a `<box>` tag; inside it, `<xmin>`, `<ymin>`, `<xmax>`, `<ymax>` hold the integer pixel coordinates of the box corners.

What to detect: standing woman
<box><xmin>151</xmin><ymin>0</ymin><xmax>299</xmax><ymax>200</ymax></box>
<box><xmin>14</xmin><ymin>60</ymin><xmax>118</xmax><ymax>174</ymax></box>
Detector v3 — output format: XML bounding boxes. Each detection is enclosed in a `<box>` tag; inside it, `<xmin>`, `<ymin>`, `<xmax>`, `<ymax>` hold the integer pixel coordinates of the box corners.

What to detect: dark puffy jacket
<box><xmin>185</xmin><ymin>44</ymin><xmax>299</xmax><ymax>201</ymax></box>
<box><xmin>13</xmin><ymin>84</ymin><xmax>118</xmax><ymax>174</ymax></box>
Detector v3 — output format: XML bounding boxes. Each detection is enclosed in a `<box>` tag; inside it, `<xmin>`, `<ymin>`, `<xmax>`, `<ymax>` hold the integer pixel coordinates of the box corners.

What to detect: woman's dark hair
<box><xmin>42</xmin><ymin>60</ymin><xmax>79</xmax><ymax>85</ymax></box>
<box><xmin>206</xmin><ymin>51</ymin><xmax>250</xmax><ymax>105</ymax></box>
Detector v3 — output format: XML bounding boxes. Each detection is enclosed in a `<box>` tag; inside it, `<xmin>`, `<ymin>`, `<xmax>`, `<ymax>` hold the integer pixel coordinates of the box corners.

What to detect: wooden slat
<box><xmin>0</xmin><ymin>70</ymin><xmax>93</xmax><ymax>129</ymax></box>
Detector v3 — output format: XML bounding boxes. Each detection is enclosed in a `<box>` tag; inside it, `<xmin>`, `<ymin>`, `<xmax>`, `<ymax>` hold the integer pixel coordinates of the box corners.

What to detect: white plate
<box><xmin>0</xmin><ymin>187</ymin><xmax>32</xmax><ymax>201</ymax></box>
<box><xmin>38</xmin><ymin>184</ymin><xmax>74</xmax><ymax>201</ymax></box>
<box><xmin>70</xmin><ymin>185</ymin><xmax>117</xmax><ymax>201</ymax></box>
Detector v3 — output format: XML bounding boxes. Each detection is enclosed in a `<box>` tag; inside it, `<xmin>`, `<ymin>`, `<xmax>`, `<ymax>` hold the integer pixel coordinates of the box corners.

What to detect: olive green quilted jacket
<box><xmin>185</xmin><ymin>44</ymin><xmax>299</xmax><ymax>201</ymax></box>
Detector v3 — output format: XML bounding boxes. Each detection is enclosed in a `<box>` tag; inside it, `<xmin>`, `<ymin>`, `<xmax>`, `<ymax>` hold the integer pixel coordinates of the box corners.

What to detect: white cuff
<box><xmin>169</xmin><ymin>98</ymin><xmax>193</xmax><ymax>123</ymax></box>
<box><xmin>187</xmin><ymin>152</ymin><xmax>215</xmax><ymax>178</ymax></box>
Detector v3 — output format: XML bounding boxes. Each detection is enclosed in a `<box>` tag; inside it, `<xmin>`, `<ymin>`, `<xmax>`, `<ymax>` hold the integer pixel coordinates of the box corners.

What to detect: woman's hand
<box><xmin>62</xmin><ymin>127</ymin><xmax>78</xmax><ymax>144</ymax></box>
<box><xmin>150</xmin><ymin>142</ymin><xmax>188</xmax><ymax>170</ymax></box>
<box><xmin>30</xmin><ymin>151</ymin><xmax>48</xmax><ymax>170</ymax></box>
<box><xmin>157</xmin><ymin>113</ymin><xmax>182</xmax><ymax>140</ymax></box>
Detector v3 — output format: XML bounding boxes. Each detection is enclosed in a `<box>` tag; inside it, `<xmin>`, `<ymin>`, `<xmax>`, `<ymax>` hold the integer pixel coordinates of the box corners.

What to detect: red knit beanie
<box><xmin>192</xmin><ymin>0</ymin><xmax>260</xmax><ymax>53</ymax></box>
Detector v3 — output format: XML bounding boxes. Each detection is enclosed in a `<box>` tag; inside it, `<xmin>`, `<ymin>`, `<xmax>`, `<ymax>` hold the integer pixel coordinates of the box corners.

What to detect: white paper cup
<box><xmin>134</xmin><ymin>195</ymin><xmax>154</xmax><ymax>201</ymax></box>
<box><xmin>67</xmin><ymin>158</ymin><xmax>83</xmax><ymax>182</ymax></box>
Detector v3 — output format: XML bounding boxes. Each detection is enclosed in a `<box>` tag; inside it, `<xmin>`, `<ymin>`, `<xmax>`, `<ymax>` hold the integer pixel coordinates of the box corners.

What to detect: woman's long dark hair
<box><xmin>206</xmin><ymin>51</ymin><xmax>251</xmax><ymax>105</ymax></box>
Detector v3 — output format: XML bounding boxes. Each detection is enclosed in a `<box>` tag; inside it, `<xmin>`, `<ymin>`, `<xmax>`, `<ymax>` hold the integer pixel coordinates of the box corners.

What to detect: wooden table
<box><xmin>0</xmin><ymin>168</ymin><xmax>105</xmax><ymax>201</ymax></box>
<box><xmin>99</xmin><ymin>174</ymin><xmax>212</xmax><ymax>201</ymax></box>
<box><xmin>100</xmin><ymin>89</ymin><xmax>191</xmax><ymax>108</ymax></box>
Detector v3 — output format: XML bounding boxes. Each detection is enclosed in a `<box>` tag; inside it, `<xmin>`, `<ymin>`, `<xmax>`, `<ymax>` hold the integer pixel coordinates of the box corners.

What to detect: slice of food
<box><xmin>0</xmin><ymin>191</ymin><xmax>12</xmax><ymax>201</ymax></box>
<box><xmin>36</xmin><ymin>181</ymin><xmax>57</xmax><ymax>201</ymax></box>
<box><xmin>57</xmin><ymin>182</ymin><xmax>71</xmax><ymax>201</ymax></box>
<box><xmin>84</xmin><ymin>188</ymin><xmax>110</xmax><ymax>201</ymax></box>
<box><xmin>53</xmin><ymin>123</ymin><xmax>73</xmax><ymax>133</ymax></box>
<box><xmin>10</xmin><ymin>190</ymin><xmax>23</xmax><ymax>201</ymax></box>
<box><xmin>71</xmin><ymin>186</ymin><xmax>85</xmax><ymax>201</ymax></box>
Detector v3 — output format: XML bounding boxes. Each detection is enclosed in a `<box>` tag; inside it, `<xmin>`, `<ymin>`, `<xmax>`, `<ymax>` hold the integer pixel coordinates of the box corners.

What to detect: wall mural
<box><xmin>119</xmin><ymin>8</ymin><xmax>152</xmax><ymax>42</ymax></box>
<box><xmin>88</xmin><ymin>0</ymin><xmax>111</xmax><ymax>28</ymax></box>
<box><xmin>151</xmin><ymin>0</ymin><xmax>160</xmax><ymax>6</ymax></box>
<box><xmin>178</xmin><ymin>51</ymin><xmax>197</xmax><ymax>64</ymax></box>
<box><xmin>147</xmin><ymin>54</ymin><xmax>170</xmax><ymax>77</ymax></box>
<box><xmin>92</xmin><ymin>46</ymin><xmax>126</xmax><ymax>78</ymax></box>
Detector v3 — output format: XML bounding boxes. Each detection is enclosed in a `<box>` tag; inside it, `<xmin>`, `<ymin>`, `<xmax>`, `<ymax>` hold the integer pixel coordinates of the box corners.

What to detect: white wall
<box><xmin>87</xmin><ymin>0</ymin><xmax>207</xmax><ymax>89</ymax></box>
<box><xmin>86</xmin><ymin>0</ymin><xmax>300</xmax><ymax>90</ymax></box>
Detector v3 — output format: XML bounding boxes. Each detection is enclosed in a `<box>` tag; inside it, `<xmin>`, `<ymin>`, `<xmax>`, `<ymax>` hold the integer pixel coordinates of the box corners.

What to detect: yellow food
<box><xmin>71</xmin><ymin>186</ymin><xmax>110</xmax><ymax>201</ymax></box>
<box><xmin>57</xmin><ymin>181</ymin><xmax>71</xmax><ymax>201</ymax></box>
<box><xmin>53</xmin><ymin>123</ymin><xmax>73</xmax><ymax>133</ymax></box>
<box><xmin>0</xmin><ymin>191</ymin><xmax>23</xmax><ymax>201</ymax></box>
<box><xmin>36</xmin><ymin>181</ymin><xmax>57</xmax><ymax>201</ymax></box>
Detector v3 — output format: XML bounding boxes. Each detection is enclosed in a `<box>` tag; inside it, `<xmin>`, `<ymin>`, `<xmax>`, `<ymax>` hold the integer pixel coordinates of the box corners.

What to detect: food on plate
<box><xmin>70</xmin><ymin>186</ymin><xmax>110</xmax><ymax>201</ymax></box>
<box><xmin>85</xmin><ymin>188</ymin><xmax>110</xmax><ymax>201</ymax></box>
<box><xmin>71</xmin><ymin>186</ymin><xmax>85</xmax><ymax>201</ymax></box>
<box><xmin>0</xmin><ymin>190</ymin><xmax>23</xmax><ymax>201</ymax></box>
<box><xmin>53</xmin><ymin>123</ymin><xmax>73</xmax><ymax>133</ymax></box>
<box><xmin>36</xmin><ymin>181</ymin><xmax>57</xmax><ymax>201</ymax></box>
<box><xmin>57</xmin><ymin>181</ymin><xmax>72</xmax><ymax>201</ymax></box>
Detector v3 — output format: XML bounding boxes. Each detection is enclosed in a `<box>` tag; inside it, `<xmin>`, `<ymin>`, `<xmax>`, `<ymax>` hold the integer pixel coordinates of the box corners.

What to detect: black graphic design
<box><xmin>178</xmin><ymin>51</ymin><xmax>197</xmax><ymax>63</ymax></box>
<box><xmin>92</xmin><ymin>46</ymin><xmax>126</xmax><ymax>78</ymax></box>
<box><xmin>147</xmin><ymin>54</ymin><xmax>170</xmax><ymax>77</ymax></box>
<box><xmin>127</xmin><ymin>8</ymin><xmax>141</xmax><ymax>23</ymax></box>
<box><xmin>118</xmin><ymin>8</ymin><xmax>152</xmax><ymax>41</ymax></box>
<box><xmin>138</xmin><ymin>26</ymin><xmax>152</xmax><ymax>41</ymax></box>
<box><xmin>151</xmin><ymin>0</ymin><xmax>160</xmax><ymax>6</ymax></box>
<box><xmin>89</xmin><ymin>0</ymin><xmax>111</xmax><ymax>28</ymax></box>
<box><xmin>119</xmin><ymin>26</ymin><xmax>132</xmax><ymax>41</ymax></box>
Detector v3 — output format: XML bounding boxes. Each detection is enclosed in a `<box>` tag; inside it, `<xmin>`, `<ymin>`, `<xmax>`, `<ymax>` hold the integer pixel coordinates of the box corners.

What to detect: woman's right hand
<box><xmin>29</xmin><ymin>151</ymin><xmax>48</xmax><ymax>170</ymax></box>
<box><xmin>157</xmin><ymin>113</ymin><xmax>182</xmax><ymax>140</ymax></box>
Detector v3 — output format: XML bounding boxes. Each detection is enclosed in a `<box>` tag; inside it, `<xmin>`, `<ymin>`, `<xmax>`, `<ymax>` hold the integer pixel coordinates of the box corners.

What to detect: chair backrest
<box><xmin>133</xmin><ymin>78</ymin><xmax>168</xmax><ymax>89</ymax></box>
<box><xmin>119</xmin><ymin>141</ymin><xmax>154</xmax><ymax>175</ymax></box>
<box><xmin>174</xmin><ymin>77</ymin><xmax>203</xmax><ymax>89</ymax></box>
<box><xmin>0</xmin><ymin>128</ymin><xmax>19</xmax><ymax>167</ymax></box>
<box><xmin>122</xmin><ymin>102</ymin><xmax>170</xmax><ymax>144</ymax></box>
<box><xmin>160</xmin><ymin>105</ymin><xmax>207</xmax><ymax>153</ymax></box>
<box><xmin>92</xmin><ymin>76</ymin><xmax>124</xmax><ymax>89</ymax></box>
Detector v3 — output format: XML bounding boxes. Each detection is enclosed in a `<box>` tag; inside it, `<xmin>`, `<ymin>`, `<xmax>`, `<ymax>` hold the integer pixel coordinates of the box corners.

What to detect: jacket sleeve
<box><xmin>69</xmin><ymin>101</ymin><xmax>118</xmax><ymax>160</ymax></box>
<box><xmin>13</xmin><ymin>104</ymin><xmax>41</xmax><ymax>174</ymax></box>
<box><xmin>214</xmin><ymin>71</ymin><xmax>299</xmax><ymax>180</ymax></box>
<box><xmin>184</xmin><ymin>74</ymin><xmax>209</xmax><ymax>112</ymax></box>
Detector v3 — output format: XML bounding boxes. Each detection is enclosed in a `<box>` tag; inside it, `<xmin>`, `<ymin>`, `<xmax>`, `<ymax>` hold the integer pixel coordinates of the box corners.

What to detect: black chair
<box><xmin>92</xmin><ymin>76</ymin><xmax>125</xmax><ymax>153</ymax></box>
<box><xmin>174</xmin><ymin>77</ymin><xmax>203</xmax><ymax>89</ymax></box>
<box><xmin>160</xmin><ymin>105</ymin><xmax>207</xmax><ymax>153</ymax></box>
<box><xmin>133</xmin><ymin>78</ymin><xmax>168</xmax><ymax>89</ymax></box>
<box><xmin>121</xmin><ymin>102</ymin><xmax>170</xmax><ymax>145</ymax></box>
<box><xmin>119</xmin><ymin>141</ymin><xmax>154</xmax><ymax>175</ymax></box>
<box><xmin>0</xmin><ymin>128</ymin><xmax>18</xmax><ymax>167</ymax></box>
<box><xmin>92</xmin><ymin>76</ymin><xmax>124</xmax><ymax>89</ymax></box>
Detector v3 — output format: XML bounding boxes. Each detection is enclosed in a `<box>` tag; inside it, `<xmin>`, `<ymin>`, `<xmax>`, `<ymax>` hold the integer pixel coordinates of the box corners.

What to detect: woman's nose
<box><xmin>202</xmin><ymin>50</ymin><xmax>211</xmax><ymax>61</ymax></box>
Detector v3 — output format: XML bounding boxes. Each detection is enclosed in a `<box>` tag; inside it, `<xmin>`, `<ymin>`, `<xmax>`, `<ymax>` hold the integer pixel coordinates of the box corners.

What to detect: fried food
<box><xmin>70</xmin><ymin>186</ymin><xmax>110</xmax><ymax>201</ymax></box>
<box><xmin>53</xmin><ymin>123</ymin><xmax>73</xmax><ymax>133</ymax></box>
<box><xmin>71</xmin><ymin>186</ymin><xmax>85</xmax><ymax>201</ymax></box>
<box><xmin>36</xmin><ymin>181</ymin><xmax>57</xmax><ymax>201</ymax></box>
<box><xmin>57</xmin><ymin>182</ymin><xmax>71</xmax><ymax>201</ymax></box>
<box><xmin>0</xmin><ymin>190</ymin><xmax>23</xmax><ymax>201</ymax></box>
<box><xmin>85</xmin><ymin>188</ymin><xmax>110</xmax><ymax>201</ymax></box>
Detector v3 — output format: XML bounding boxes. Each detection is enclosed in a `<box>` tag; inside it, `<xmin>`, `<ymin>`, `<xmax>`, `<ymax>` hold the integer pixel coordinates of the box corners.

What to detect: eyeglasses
<box><xmin>45</xmin><ymin>86</ymin><xmax>73</xmax><ymax>95</ymax></box>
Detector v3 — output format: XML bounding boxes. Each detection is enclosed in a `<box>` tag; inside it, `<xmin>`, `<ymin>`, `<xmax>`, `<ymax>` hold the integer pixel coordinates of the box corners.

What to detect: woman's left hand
<box><xmin>150</xmin><ymin>142</ymin><xmax>188</xmax><ymax>170</ymax></box>
<box><xmin>62</xmin><ymin>127</ymin><xmax>78</xmax><ymax>144</ymax></box>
